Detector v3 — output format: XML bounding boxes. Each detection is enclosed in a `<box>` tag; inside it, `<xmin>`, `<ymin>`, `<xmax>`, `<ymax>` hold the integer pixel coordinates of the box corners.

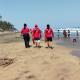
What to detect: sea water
<box><xmin>53</xmin><ymin>31</ymin><xmax>80</xmax><ymax>49</ymax></box>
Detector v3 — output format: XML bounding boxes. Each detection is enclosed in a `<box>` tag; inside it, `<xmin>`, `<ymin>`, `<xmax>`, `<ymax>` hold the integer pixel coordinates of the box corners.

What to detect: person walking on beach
<box><xmin>44</xmin><ymin>24</ymin><xmax>54</xmax><ymax>49</ymax></box>
<box><xmin>32</xmin><ymin>24</ymin><xmax>41</xmax><ymax>48</ymax></box>
<box><xmin>21</xmin><ymin>23</ymin><xmax>30</xmax><ymax>48</ymax></box>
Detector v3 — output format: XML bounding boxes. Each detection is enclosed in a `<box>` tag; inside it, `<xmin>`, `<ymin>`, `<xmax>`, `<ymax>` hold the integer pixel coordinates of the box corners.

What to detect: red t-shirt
<box><xmin>21</xmin><ymin>27</ymin><xmax>29</xmax><ymax>35</ymax></box>
<box><xmin>32</xmin><ymin>27</ymin><xmax>41</xmax><ymax>39</ymax></box>
<box><xmin>45</xmin><ymin>28</ymin><xmax>54</xmax><ymax>38</ymax></box>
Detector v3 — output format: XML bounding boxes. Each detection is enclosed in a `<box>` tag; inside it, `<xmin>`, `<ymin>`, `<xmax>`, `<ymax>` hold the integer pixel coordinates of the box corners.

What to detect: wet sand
<box><xmin>55</xmin><ymin>37</ymin><xmax>80</xmax><ymax>49</ymax></box>
<box><xmin>71</xmin><ymin>50</ymin><xmax>80</xmax><ymax>57</ymax></box>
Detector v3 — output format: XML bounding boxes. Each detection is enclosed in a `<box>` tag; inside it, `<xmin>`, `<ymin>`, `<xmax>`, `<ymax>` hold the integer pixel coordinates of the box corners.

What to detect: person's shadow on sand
<box><xmin>33</xmin><ymin>46</ymin><xmax>43</xmax><ymax>48</ymax></box>
<box><xmin>45</xmin><ymin>46</ymin><xmax>54</xmax><ymax>49</ymax></box>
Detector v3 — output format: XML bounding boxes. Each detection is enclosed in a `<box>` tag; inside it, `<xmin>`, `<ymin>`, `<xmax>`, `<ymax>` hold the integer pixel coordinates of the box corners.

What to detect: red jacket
<box><xmin>21</xmin><ymin>27</ymin><xmax>29</xmax><ymax>35</ymax></box>
<box><xmin>45</xmin><ymin>28</ymin><xmax>54</xmax><ymax>38</ymax></box>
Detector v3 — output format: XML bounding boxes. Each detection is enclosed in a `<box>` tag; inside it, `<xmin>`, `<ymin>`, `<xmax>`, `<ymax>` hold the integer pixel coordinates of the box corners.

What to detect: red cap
<box><xmin>35</xmin><ymin>24</ymin><xmax>38</xmax><ymax>28</ymax></box>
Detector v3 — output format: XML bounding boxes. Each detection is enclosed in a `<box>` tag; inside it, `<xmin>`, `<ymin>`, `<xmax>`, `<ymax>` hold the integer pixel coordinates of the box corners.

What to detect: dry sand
<box><xmin>0</xmin><ymin>32</ymin><xmax>80</xmax><ymax>80</ymax></box>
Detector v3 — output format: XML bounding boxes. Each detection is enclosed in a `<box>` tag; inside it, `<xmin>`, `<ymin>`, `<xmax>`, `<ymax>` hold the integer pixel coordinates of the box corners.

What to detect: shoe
<box><xmin>45</xmin><ymin>46</ymin><xmax>49</xmax><ymax>48</ymax></box>
<box><xmin>34</xmin><ymin>46</ymin><xmax>38</xmax><ymax>48</ymax></box>
<box><xmin>49</xmin><ymin>46</ymin><xmax>53</xmax><ymax>49</ymax></box>
<box><xmin>28</xmin><ymin>45</ymin><xmax>31</xmax><ymax>47</ymax></box>
<box><xmin>38</xmin><ymin>46</ymin><xmax>41</xmax><ymax>48</ymax></box>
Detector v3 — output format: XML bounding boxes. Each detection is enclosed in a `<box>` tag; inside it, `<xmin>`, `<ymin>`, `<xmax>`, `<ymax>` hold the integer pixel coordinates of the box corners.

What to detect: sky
<box><xmin>0</xmin><ymin>0</ymin><xmax>80</xmax><ymax>30</ymax></box>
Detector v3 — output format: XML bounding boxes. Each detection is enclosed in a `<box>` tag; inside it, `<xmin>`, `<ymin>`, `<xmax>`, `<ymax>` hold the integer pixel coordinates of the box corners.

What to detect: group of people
<box><xmin>21</xmin><ymin>24</ymin><xmax>54</xmax><ymax>49</ymax></box>
<box><xmin>62</xmin><ymin>30</ymin><xmax>79</xmax><ymax>38</ymax></box>
<box><xmin>63</xmin><ymin>30</ymin><xmax>70</xmax><ymax>38</ymax></box>
<box><xmin>57</xmin><ymin>29</ymin><xmax>71</xmax><ymax>39</ymax></box>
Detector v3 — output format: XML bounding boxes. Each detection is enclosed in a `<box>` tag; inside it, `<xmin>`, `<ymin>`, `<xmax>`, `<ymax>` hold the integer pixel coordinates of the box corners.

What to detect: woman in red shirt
<box><xmin>44</xmin><ymin>24</ymin><xmax>54</xmax><ymax>49</ymax></box>
<box><xmin>32</xmin><ymin>24</ymin><xmax>41</xmax><ymax>48</ymax></box>
<box><xmin>21</xmin><ymin>24</ymin><xmax>30</xmax><ymax>48</ymax></box>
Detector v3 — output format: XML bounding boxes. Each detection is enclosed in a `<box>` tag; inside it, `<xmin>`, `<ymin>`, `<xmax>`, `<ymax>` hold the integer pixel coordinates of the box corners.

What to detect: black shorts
<box><xmin>34</xmin><ymin>38</ymin><xmax>40</xmax><ymax>40</ymax></box>
<box><xmin>46</xmin><ymin>37</ymin><xmax>52</xmax><ymax>41</ymax></box>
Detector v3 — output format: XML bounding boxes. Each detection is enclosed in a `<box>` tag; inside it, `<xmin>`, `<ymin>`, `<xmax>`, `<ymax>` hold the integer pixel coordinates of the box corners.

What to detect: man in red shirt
<box><xmin>32</xmin><ymin>24</ymin><xmax>41</xmax><ymax>48</ymax></box>
<box><xmin>21</xmin><ymin>23</ymin><xmax>30</xmax><ymax>48</ymax></box>
<box><xmin>44</xmin><ymin>24</ymin><xmax>54</xmax><ymax>49</ymax></box>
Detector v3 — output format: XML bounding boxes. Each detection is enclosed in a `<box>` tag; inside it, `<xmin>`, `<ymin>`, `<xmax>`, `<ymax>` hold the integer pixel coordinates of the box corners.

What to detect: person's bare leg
<box><xmin>47</xmin><ymin>41</ymin><xmax>50</xmax><ymax>47</ymax></box>
<box><xmin>35</xmin><ymin>41</ymin><xmax>38</xmax><ymax>47</ymax></box>
<box><xmin>33</xmin><ymin>39</ymin><xmax>35</xmax><ymax>44</ymax></box>
<box><xmin>49</xmin><ymin>41</ymin><xmax>53</xmax><ymax>49</ymax></box>
<box><xmin>38</xmin><ymin>42</ymin><xmax>40</xmax><ymax>48</ymax></box>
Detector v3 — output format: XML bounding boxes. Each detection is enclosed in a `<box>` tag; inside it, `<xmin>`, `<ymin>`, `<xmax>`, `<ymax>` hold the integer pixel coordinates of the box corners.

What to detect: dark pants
<box><xmin>23</xmin><ymin>34</ymin><xmax>30</xmax><ymax>48</ymax></box>
<box><xmin>46</xmin><ymin>37</ymin><xmax>52</xmax><ymax>41</ymax></box>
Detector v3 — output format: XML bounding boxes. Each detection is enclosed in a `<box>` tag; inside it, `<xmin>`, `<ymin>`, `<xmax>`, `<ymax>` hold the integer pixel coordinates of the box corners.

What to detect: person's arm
<box><xmin>20</xmin><ymin>28</ymin><xmax>24</xmax><ymax>37</ymax></box>
<box><xmin>31</xmin><ymin>29</ymin><xmax>34</xmax><ymax>38</ymax></box>
<box><xmin>21</xmin><ymin>28</ymin><xmax>23</xmax><ymax>35</ymax></box>
<box><xmin>44</xmin><ymin>30</ymin><xmax>46</xmax><ymax>38</ymax></box>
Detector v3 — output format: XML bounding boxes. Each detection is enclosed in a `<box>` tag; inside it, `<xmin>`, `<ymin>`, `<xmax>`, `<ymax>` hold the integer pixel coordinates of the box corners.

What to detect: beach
<box><xmin>0</xmin><ymin>32</ymin><xmax>80</xmax><ymax>80</ymax></box>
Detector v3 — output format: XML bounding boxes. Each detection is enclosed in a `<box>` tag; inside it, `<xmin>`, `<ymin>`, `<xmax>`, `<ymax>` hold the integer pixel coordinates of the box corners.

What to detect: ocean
<box><xmin>53</xmin><ymin>31</ymin><xmax>80</xmax><ymax>49</ymax></box>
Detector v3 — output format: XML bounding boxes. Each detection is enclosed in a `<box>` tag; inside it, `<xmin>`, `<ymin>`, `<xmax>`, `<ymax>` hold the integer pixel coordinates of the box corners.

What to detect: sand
<box><xmin>0</xmin><ymin>32</ymin><xmax>80</xmax><ymax>80</ymax></box>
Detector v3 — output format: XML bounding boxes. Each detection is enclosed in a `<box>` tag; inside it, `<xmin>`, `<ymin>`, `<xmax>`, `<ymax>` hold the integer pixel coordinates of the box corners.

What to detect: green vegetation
<box><xmin>0</xmin><ymin>20</ymin><xmax>17</xmax><ymax>31</ymax></box>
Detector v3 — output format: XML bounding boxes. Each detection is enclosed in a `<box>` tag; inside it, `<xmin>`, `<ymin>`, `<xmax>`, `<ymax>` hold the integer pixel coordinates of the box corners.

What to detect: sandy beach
<box><xmin>0</xmin><ymin>32</ymin><xmax>80</xmax><ymax>80</ymax></box>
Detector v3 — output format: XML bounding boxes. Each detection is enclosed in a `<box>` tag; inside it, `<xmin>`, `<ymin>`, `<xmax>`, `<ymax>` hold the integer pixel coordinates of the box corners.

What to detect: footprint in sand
<box><xmin>56</xmin><ymin>73</ymin><xmax>65</xmax><ymax>80</ymax></box>
<box><xmin>56</xmin><ymin>70</ymin><xmax>69</xmax><ymax>80</ymax></box>
<box><xmin>14</xmin><ymin>70</ymin><xmax>37</xmax><ymax>80</ymax></box>
<box><xmin>14</xmin><ymin>77</ymin><xmax>20</xmax><ymax>80</ymax></box>
<box><xmin>23</xmin><ymin>71</ymin><xmax>36</xmax><ymax>80</ymax></box>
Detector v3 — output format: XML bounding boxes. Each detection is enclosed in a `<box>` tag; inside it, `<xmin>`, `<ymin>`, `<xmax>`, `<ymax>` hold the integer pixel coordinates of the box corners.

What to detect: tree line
<box><xmin>0</xmin><ymin>20</ymin><xmax>17</xmax><ymax>31</ymax></box>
